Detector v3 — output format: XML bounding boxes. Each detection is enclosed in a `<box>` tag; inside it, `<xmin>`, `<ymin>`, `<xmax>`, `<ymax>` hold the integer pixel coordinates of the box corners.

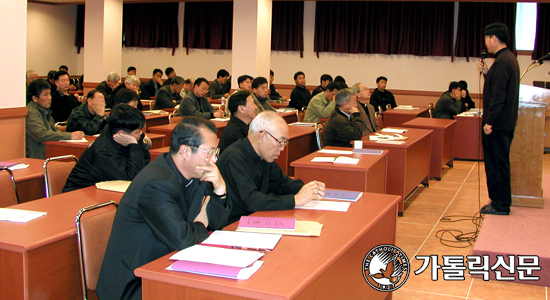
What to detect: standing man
<box><xmin>303</xmin><ymin>81</ymin><xmax>341</xmax><ymax>123</ymax></box>
<box><xmin>66</xmin><ymin>89</ymin><xmax>108</xmax><ymax>135</ymax></box>
<box><xmin>433</xmin><ymin>82</ymin><xmax>463</xmax><ymax>119</ymax></box>
<box><xmin>154</xmin><ymin>76</ymin><xmax>184</xmax><ymax>110</ymax></box>
<box><xmin>312</xmin><ymin>74</ymin><xmax>333</xmax><ymax>96</ymax></box>
<box><xmin>289</xmin><ymin>71</ymin><xmax>311</xmax><ymax>111</ymax></box>
<box><xmin>207</xmin><ymin>69</ymin><xmax>230</xmax><ymax>99</ymax></box>
<box><xmin>179</xmin><ymin>78</ymin><xmax>224</xmax><ymax>119</ymax></box>
<box><xmin>141</xmin><ymin>69</ymin><xmax>163</xmax><ymax>100</ymax></box>
<box><xmin>219</xmin><ymin>91</ymin><xmax>258</xmax><ymax>153</ymax></box>
<box><xmin>478</xmin><ymin>23</ymin><xmax>519</xmax><ymax>216</ymax></box>
<box><xmin>370</xmin><ymin>76</ymin><xmax>397</xmax><ymax>112</ymax></box>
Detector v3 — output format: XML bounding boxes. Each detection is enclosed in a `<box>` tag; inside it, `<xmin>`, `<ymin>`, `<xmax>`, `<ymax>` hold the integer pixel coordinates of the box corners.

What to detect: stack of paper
<box><xmin>60</xmin><ymin>138</ymin><xmax>88</xmax><ymax>143</ymax></box>
<box><xmin>352</xmin><ymin>149</ymin><xmax>383</xmax><ymax>155</ymax></box>
<box><xmin>0</xmin><ymin>162</ymin><xmax>29</xmax><ymax>170</ymax></box>
<box><xmin>310</xmin><ymin>156</ymin><xmax>359</xmax><ymax>164</ymax></box>
<box><xmin>381</xmin><ymin>128</ymin><xmax>407</xmax><ymax>134</ymax></box>
<box><xmin>369</xmin><ymin>133</ymin><xmax>407</xmax><ymax>141</ymax></box>
<box><xmin>201</xmin><ymin>231</ymin><xmax>282</xmax><ymax>251</ymax></box>
<box><xmin>289</xmin><ymin>122</ymin><xmax>316</xmax><ymax>126</ymax></box>
<box><xmin>0</xmin><ymin>208</ymin><xmax>47</xmax><ymax>222</ymax></box>
<box><xmin>142</xmin><ymin>110</ymin><xmax>166</xmax><ymax>115</ymax></box>
<box><xmin>211</xmin><ymin>117</ymin><xmax>230</xmax><ymax>122</ymax></box>
<box><xmin>236</xmin><ymin>216</ymin><xmax>323</xmax><ymax>236</ymax></box>
<box><xmin>318</xmin><ymin>149</ymin><xmax>353</xmax><ymax>155</ymax></box>
<box><xmin>323</xmin><ymin>189</ymin><xmax>363</xmax><ymax>201</ymax></box>
<box><xmin>295</xmin><ymin>200</ymin><xmax>350</xmax><ymax>212</ymax></box>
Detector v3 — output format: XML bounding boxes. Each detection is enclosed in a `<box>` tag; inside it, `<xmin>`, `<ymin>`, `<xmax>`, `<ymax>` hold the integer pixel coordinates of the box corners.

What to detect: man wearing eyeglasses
<box><xmin>97</xmin><ymin>116</ymin><xmax>231</xmax><ymax>300</ymax></box>
<box><xmin>217</xmin><ymin>111</ymin><xmax>326</xmax><ymax>225</ymax></box>
<box><xmin>322</xmin><ymin>88</ymin><xmax>363</xmax><ymax>147</ymax></box>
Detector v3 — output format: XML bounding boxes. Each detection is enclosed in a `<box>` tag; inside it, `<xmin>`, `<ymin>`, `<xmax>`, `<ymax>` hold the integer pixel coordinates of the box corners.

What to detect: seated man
<box><xmin>218</xmin><ymin>111</ymin><xmax>325</xmax><ymax>225</ymax></box>
<box><xmin>225</xmin><ymin>75</ymin><xmax>253</xmax><ymax>116</ymax></box>
<box><xmin>66</xmin><ymin>89</ymin><xmax>108</xmax><ymax>135</ymax></box>
<box><xmin>322</xmin><ymin>89</ymin><xmax>363</xmax><ymax>147</ymax></box>
<box><xmin>26</xmin><ymin>70</ymin><xmax>39</xmax><ymax>104</ymax></box>
<box><xmin>289</xmin><ymin>71</ymin><xmax>312</xmax><ymax>111</ymax></box>
<box><xmin>370</xmin><ymin>76</ymin><xmax>397</xmax><ymax>112</ymax></box>
<box><xmin>95</xmin><ymin>72</ymin><xmax>121</xmax><ymax>98</ymax></box>
<box><xmin>303</xmin><ymin>81</ymin><xmax>341</xmax><ymax>123</ymax></box>
<box><xmin>96</xmin><ymin>117</ymin><xmax>231</xmax><ymax>300</ymax></box>
<box><xmin>58</xmin><ymin>65</ymin><xmax>79</xmax><ymax>90</ymax></box>
<box><xmin>107</xmin><ymin>75</ymin><xmax>143</xmax><ymax>110</ymax></box>
<box><xmin>207</xmin><ymin>69</ymin><xmax>230</xmax><ymax>99</ymax></box>
<box><xmin>63</xmin><ymin>104</ymin><xmax>151</xmax><ymax>192</ymax></box>
<box><xmin>115</xmin><ymin>88</ymin><xmax>141</xmax><ymax>109</ymax></box>
<box><xmin>154</xmin><ymin>76</ymin><xmax>184</xmax><ymax>110</ymax></box>
<box><xmin>311</xmin><ymin>74</ymin><xmax>333</xmax><ymax>96</ymax></box>
<box><xmin>26</xmin><ymin>79</ymin><xmax>84</xmax><ymax>159</ymax></box>
<box><xmin>219</xmin><ymin>91</ymin><xmax>257</xmax><ymax>153</ymax></box>
<box><xmin>334</xmin><ymin>75</ymin><xmax>348</xmax><ymax>88</ymax></box>
<box><xmin>433</xmin><ymin>81</ymin><xmax>463</xmax><ymax>119</ymax></box>
<box><xmin>127</xmin><ymin>66</ymin><xmax>136</xmax><ymax>76</ymax></box>
<box><xmin>251</xmin><ymin>76</ymin><xmax>276</xmax><ymax>113</ymax></box>
<box><xmin>162</xmin><ymin>67</ymin><xmax>177</xmax><ymax>86</ymax></box>
<box><xmin>269</xmin><ymin>70</ymin><xmax>286</xmax><ymax>101</ymax></box>
<box><xmin>179</xmin><ymin>77</ymin><xmax>224</xmax><ymax>119</ymax></box>
<box><xmin>51</xmin><ymin>70</ymin><xmax>81</xmax><ymax>122</ymax></box>
<box><xmin>459</xmin><ymin>80</ymin><xmax>475</xmax><ymax>111</ymax></box>
<box><xmin>180</xmin><ymin>78</ymin><xmax>194</xmax><ymax>99</ymax></box>
<box><xmin>140</xmin><ymin>68</ymin><xmax>163</xmax><ymax>100</ymax></box>
<box><xmin>351</xmin><ymin>83</ymin><xmax>379</xmax><ymax>135</ymax></box>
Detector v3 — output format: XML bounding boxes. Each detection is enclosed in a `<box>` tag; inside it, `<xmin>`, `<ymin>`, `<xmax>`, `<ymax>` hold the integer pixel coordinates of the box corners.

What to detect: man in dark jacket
<box><xmin>433</xmin><ymin>82</ymin><xmax>463</xmax><ymax>119</ymax></box>
<box><xmin>322</xmin><ymin>89</ymin><xmax>363</xmax><ymax>147</ymax></box>
<box><xmin>140</xmin><ymin>68</ymin><xmax>163</xmax><ymax>99</ymax></box>
<box><xmin>66</xmin><ymin>89</ymin><xmax>108</xmax><ymax>135</ymax></box>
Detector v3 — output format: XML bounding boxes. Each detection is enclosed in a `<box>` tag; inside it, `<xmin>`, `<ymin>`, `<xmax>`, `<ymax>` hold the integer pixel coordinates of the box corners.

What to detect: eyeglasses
<box><xmin>261</xmin><ymin>131</ymin><xmax>288</xmax><ymax>148</ymax></box>
<box><xmin>190</xmin><ymin>146</ymin><xmax>220</xmax><ymax>161</ymax></box>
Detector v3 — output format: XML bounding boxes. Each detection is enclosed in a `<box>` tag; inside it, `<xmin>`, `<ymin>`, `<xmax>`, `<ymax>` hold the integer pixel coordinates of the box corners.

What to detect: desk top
<box><xmin>402</xmin><ymin>117</ymin><xmax>456</xmax><ymax>129</ymax></box>
<box><xmin>0</xmin><ymin>186</ymin><xmax>122</xmax><ymax>253</ymax></box>
<box><xmin>290</xmin><ymin>146</ymin><xmax>388</xmax><ymax>172</ymax></box>
<box><xmin>361</xmin><ymin>127</ymin><xmax>433</xmax><ymax>149</ymax></box>
<box><xmin>4</xmin><ymin>158</ymin><xmax>44</xmax><ymax>182</ymax></box>
<box><xmin>287</xmin><ymin>124</ymin><xmax>315</xmax><ymax>139</ymax></box>
<box><xmin>149</xmin><ymin>120</ymin><xmax>228</xmax><ymax>133</ymax></box>
<box><xmin>382</xmin><ymin>106</ymin><xmax>429</xmax><ymax>116</ymax></box>
<box><xmin>135</xmin><ymin>192</ymin><xmax>400</xmax><ymax>300</ymax></box>
<box><xmin>144</xmin><ymin>113</ymin><xmax>170</xmax><ymax>120</ymax></box>
<box><xmin>44</xmin><ymin>133</ymin><xmax>165</xmax><ymax>149</ymax></box>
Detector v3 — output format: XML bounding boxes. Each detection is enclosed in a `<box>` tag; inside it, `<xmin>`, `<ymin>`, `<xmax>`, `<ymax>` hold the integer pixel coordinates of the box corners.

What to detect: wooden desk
<box><xmin>4</xmin><ymin>158</ymin><xmax>45</xmax><ymax>203</ymax></box>
<box><xmin>150</xmin><ymin>147</ymin><xmax>169</xmax><ymax>161</ymax></box>
<box><xmin>271</xmin><ymin>101</ymin><xmax>289</xmax><ymax>108</ymax></box>
<box><xmin>454</xmin><ymin>115</ymin><xmax>483</xmax><ymax>160</ymax></box>
<box><xmin>136</xmin><ymin>192</ymin><xmax>400</xmax><ymax>300</ymax></box>
<box><xmin>276</xmin><ymin>125</ymin><xmax>317</xmax><ymax>176</ymax></box>
<box><xmin>361</xmin><ymin>127</ymin><xmax>432</xmax><ymax>214</ymax></box>
<box><xmin>144</xmin><ymin>113</ymin><xmax>170</xmax><ymax>133</ymax></box>
<box><xmin>402</xmin><ymin>118</ymin><xmax>456</xmax><ymax>180</ymax></box>
<box><xmin>0</xmin><ymin>186</ymin><xmax>123</xmax><ymax>300</ymax></box>
<box><xmin>149</xmin><ymin>120</ymin><xmax>228</xmax><ymax>146</ymax></box>
<box><xmin>278</xmin><ymin>110</ymin><xmax>299</xmax><ymax>123</ymax></box>
<box><xmin>141</xmin><ymin>100</ymin><xmax>153</xmax><ymax>111</ymax></box>
<box><xmin>381</xmin><ymin>106</ymin><xmax>429</xmax><ymax>127</ymax></box>
<box><xmin>44</xmin><ymin>133</ymin><xmax>165</xmax><ymax>159</ymax></box>
<box><xmin>291</xmin><ymin>146</ymin><xmax>388</xmax><ymax>194</ymax></box>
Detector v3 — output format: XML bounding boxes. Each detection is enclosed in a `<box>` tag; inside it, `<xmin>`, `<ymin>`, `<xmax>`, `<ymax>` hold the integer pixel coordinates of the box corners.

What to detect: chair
<box><xmin>43</xmin><ymin>154</ymin><xmax>78</xmax><ymax>197</ymax></box>
<box><xmin>386</xmin><ymin>104</ymin><xmax>392</xmax><ymax>110</ymax></box>
<box><xmin>298</xmin><ymin>110</ymin><xmax>305</xmax><ymax>122</ymax></box>
<box><xmin>428</xmin><ymin>103</ymin><xmax>434</xmax><ymax>118</ymax></box>
<box><xmin>55</xmin><ymin>121</ymin><xmax>68</xmax><ymax>132</ymax></box>
<box><xmin>315</xmin><ymin>124</ymin><xmax>324</xmax><ymax>150</ymax></box>
<box><xmin>376</xmin><ymin>112</ymin><xmax>384</xmax><ymax>129</ymax></box>
<box><xmin>75</xmin><ymin>200</ymin><xmax>118</xmax><ymax>300</ymax></box>
<box><xmin>169</xmin><ymin>111</ymin><xmax>183</xmax><ymax>125</ymax></box>
<box><xmin>0</xmin><ymin>167</ymin><xmax>20</xmax><ymax>207</ymax></box>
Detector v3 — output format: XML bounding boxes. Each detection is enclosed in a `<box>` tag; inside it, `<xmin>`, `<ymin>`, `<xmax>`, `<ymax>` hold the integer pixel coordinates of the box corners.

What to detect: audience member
<box><xmin>66</xmin><ymin>89</ymin><xmax>107</xmax><ymax>135</ymax></box>
<box><xmin>127</xmin><ymin>66</ymin><xmax>137</xmax><ymax>76</ymax></box>
<box><xmin>141</xmin><ymin>68</ymin><xmax>163</xmax><ymax>100</ymax></box>
<box><xmin>251</xmin><ymin>76</ymin><xmax>276</xmax><ymax>113</ymax></box>
<box><xmin>303</xmin><ymin>81</ymin><xmax>341</xmax><ymax>123</ymax></box>
<box><xmin>47</xmin><ymin>70</ymin><xmax>57</xmax><ymax>93</ymax></box>
<box><xmin>26</xmin><ymin>70</ymin><xmax>39</xmax><ymax>103</ymax></box>
<box><xmin>96</xmin><ymin>72</ymin><xmax>121</xmax><ymax>98</ymax></box>
<box><xmin>459</xmin><ymin>80</ymin><xmax>475</xmax><ymax>111</ymax></box>
<box><xmin>219</xmin><ymin>91</ymin><xmax>257</xmax><ymax>153</ymax></box>
<box><xmin>179</xmin><ymin>77</ymin><xmax>224</xmax><ymax>119</ymax></box>
<box><xmin>58</xmin><ymin>65</ymin><xmax>79</xmax><ymax>90</ymax></box>
<box><xmin>236</xmin><ymin>75</ymin><xmax>253</xmax><ymax>92</ymax></box>
<box><xmin>370</xmin><ymin>76</ymin><xmax>396</xmax><ymax>112</ymax></box>
<box><xmin>51</xmin><ymin>70</ymin><xmax>80</xmax><ymax>122</ymax></box>
<box><xmin>433</xmin><ymin>81</ymin><xmax>463</xmax><ymax>119</ymax></box>
<box><xmin>312</xmin><ymin>74</ymin><xmax>333</xmax><ymax>96</ymax></box>
<box><xmin>351</xmin><ymin>83</ymin><xmax>379</xmax><ymax>135</ymax></box>
<box><xmin>114</xmin><ymin>88</ymin><xmax>141</xmax><ymax>108</ymax></box>
<box><xmin>180</xmin><ymin>78</ymin><xmax>194</xmax><ymax>98</ymax></box>
<box><xmin>96</xmin><ymin>117</ymin><xmax>231</xmax><ymax>300</ymax></box>
<box><xmin>268</xmin><ymin>70</ymin><xmax>286</xmax><ymax>100</ymax></box>
<box><xmin>25</xmin><ymin>79</ymin><xmax>83</xmax><ymax>159</ymax></box>
<box><xmin>218</xmin><ymin>111</ymin><xmax>325</xmax><ymax>225</ymax></box>
<box><xmin>207</xmin><ymin>69</ymin><xmax>230</xmax><ymax>99</ymax></box>
<box><xmin>154</xmin><ymin>76</ymin><xmax>184</xmax><ymax>110</ymax></box>
<box><xmin>334</xmin><ymin>75</ymin><xmax>347</xmax><ymax>88</ymax></box>
<box><xmin>289</xmin><ymin>71</ymin><xmax>312</xmax><ymax>111</ymax></box>
<box><xmin>63</xmin><ymin>104</ymin><xmax>150</xmax><ymax>192</ymax></box>
<box><xmin>162</xmin><ymin>67</ymin><xmax>177</xmax><ymax>86</ymax></box>
<box><xmin>322</xmin><ymin>89</ymin><xmax>362</xmax><ymax>147</ymax></box>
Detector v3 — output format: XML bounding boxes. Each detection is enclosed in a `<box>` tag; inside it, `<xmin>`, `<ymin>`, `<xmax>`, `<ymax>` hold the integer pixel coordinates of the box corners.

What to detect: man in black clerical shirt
<box><xmin>140</xmin><ymin>68</ymin><xmax>163</xmax><ymax>100</ymax></box>
<box><xmin>289</xmin><ymin>71</ymin><xmax>312</xmax><ymax>111</ymax></box>
<box><xmin>51</xmin><ymin>70</ymin><xmax>80</xmax><ymax>122</ymax></box>
<box><xmin>370</xmin><ymin>76</ymin><xmax>397</xmax><ymax>112</ymax></box>
<box><xmin>218</xmin><ymin>111</ymin><xmax>326</xmax><ymax>225</ymax></box>
<box><xmin>219</xmin><ymin>91</ymin><xmax>257</xmax><ymax>153</ymax></box>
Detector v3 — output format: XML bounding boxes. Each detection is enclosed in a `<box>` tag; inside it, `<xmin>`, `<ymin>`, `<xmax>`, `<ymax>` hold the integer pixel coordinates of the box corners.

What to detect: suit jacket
<box><xmin>322</xmin><ymin>108</ymin><xmax>363</xmax><ymax>147</ymax></box>
<box><xmin>179</xmin><ymin>91</ymin><xmax>215</xmax><ymax>119</ymax></box>
<box><xmin>357</xmin><ymin>101</ymin><xmax>379</xmax><ymax>135</ymax></box>
<box><xmin>96</xmin><ymin>153</ymin><xmax>231</xmax><ymax>300</ymax></box>
<box><xmin>140</xmin><ymin>79</ymin><xmax>160</xmax><ymax>100</ymax></box>
<box><xmin>154</xmin><ymin>85</ymin><xmax>178</xmax><ymax>110</ymax></box>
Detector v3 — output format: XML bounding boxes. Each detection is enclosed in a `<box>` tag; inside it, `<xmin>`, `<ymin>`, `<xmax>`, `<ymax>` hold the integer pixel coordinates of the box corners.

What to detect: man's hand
<box><xmin>154</xmin><ymin>77</ymin><xmax>164</xmax><ymax>86</ymax></box>
<box><xmin>71</xmin><ymin>131</ymin><xmax>84</xmax><ymax>140</ymax></box>
<box><xmin>294</xmin><ymin>180</ymin><xmax>326</xmax><ymax>206</ymax></box>
<box><xmin>193</xmin><ymin>196</ymin><xmax>210</xmax><ymax>228</ymax></box>
<box><xmin>113</xmin><ymin>132</ymin><xmax>138</xmax><ymax>146</ymax></box>
<box><xmin>196</xmin><ymin>163</ymin><xmax>226</xmax><ymax>196</ymax></box>
<box><xmin>213</xmin><ymin>110</ymin><xmax>224</xmax><ymax>118</ymax></box>
<box><xmin>350</xmin><ymin>106</ymin><xmax>360</xmax><ymax>114</ymax></box>
<box><xmin>478</xmin><ymin>59</ymin><xmax>488</xmax><ymax>75</ymax></box>
<box><xmin>224</xmin><ymin>93</ymin><xmax>230</xmax><ymax>98</ymax></box>
<box><xmin>483</xmin><ymin>124</ymin><xmax>492</xmax><ymax>135</ymax></box>
<box><xmin>95</xmin><ymin>98</ymin><xmax>106</xmax><ymax>117</ymax></box>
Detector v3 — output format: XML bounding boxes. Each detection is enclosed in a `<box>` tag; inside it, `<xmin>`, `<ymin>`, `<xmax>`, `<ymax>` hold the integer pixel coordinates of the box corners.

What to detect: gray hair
<box><xmin>171</xmin><ymin>76</ymin><xmax>185</xmax><ymax>85</ymax></box>
<box><xmin>351</xmin><ymin>83</ymin><xmax>369</xmax><ymax>95</ymax></box>
<box><xmin>125</xmin><ymin>75</ymin><xmax>141</xmax><ymax>85</ymax></box>
<box><xmin>249</xmin><ymin>111</ymin><xmax>284</xmax><ymax>134</ymax></box>
<box><xmin>26</xmin><ymin>70</ymin><xmax>38</xmax><ymax>79</ymax></box>
<box><xmin>107</xmin><ymin>71</ymin><xmax>121</xmax><ymax>82</ymax></box>
<box><xmin>335</xmin><ymin>88</ymin><xmax>355</xmax><ymax>107</ymax></box>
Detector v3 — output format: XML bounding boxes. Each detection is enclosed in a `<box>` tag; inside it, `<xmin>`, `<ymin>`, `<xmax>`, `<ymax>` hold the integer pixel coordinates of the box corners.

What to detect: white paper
<box><xmin>0</xmin><ymin>208</ymin><xmax>47</xmax><ymax>222</ymax></box>
<box><xmin>5</xmin><ymin>164</ymin><xmax>29</xmax><ymax>170</ymax></box>
<box><xmin>334</xmin><ymin>156</ymin><xmax>359</xmax><ymax>164</ymax></box>
<box><xmin>295</xmin><ymin>200</ymin><xmax>351</xmax><ymax>212</ymax></box>
<box><xmin>311</xmin><ymin>157</ymin><xmax>336</xmax><ymax>163</ymax></box>
<box><xmin>142</xmin><ymin>110</ymin><xmax>165</xmax><ymax>115</ymax></box>
<box><xmin>60</xmin><ymin>138</ymin><xmax>88</xmax><ymax>143</ymax></box>
<box><xmin>95</xmin><ymin>180</ymin><xmax>131</xmax><ymax>193</ymax></box>
<box><xmin>318</xmin><ymin>149</ymin><xmax>353</xmax><ymax>155</ymax></box>
<box><xmin>169</xmin><ymin>244</ymin><xmax>265</xmax><ymax>268</ymax></box>
<box><xmin>202</xmin><ymin>231</ymin><xmax>282</xmax><ymax>251</ymax></box>
<box><xmin>289</xmin><ymin>122</ymin><xmax>316</xmax><ymax>126</ymax></box>
<box><xmin>211</xmin><ymin>118</ymin><xmax>230</xmax><ymax>122</ymax></box>
<box><xmin>394</xmin><ymin>105</ymin><xmax>418</xmax><ymax>110</ymax></box>
<box><xmin>375</xmin><ymin>140</ymin><xmax>406</xmax><ymax>145</ymax></box>
<box><xmin>381</xmin><ymin>128</ymin><xmax>407</xmax><ymax>133</ymax></box>
<box><xmin>166</xmin><ymin>260</ymin><xmax>264</xmax><ymax>280</ymax></box>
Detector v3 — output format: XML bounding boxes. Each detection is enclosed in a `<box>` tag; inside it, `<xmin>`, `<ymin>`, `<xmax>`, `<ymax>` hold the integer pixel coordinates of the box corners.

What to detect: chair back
<box><xmin>298</xmin><ymin>110</ymin><xmax>305</xmax><ymax>122</ymax></box>
<box><xmin>428</xmin><ymin>103</ymin><xmax>434</xmax><ymax>118</ymax></box>
<box><xmin>315</xmin><ymin>124</ymin><xmax>324</xmax><ymax>150</ymax></box>
<box><xmin>169</xmin><ymin>111</ymin><xmax>183</xmax><ymax>125</ymax></box>
<box><xmin>376</xmin><ymin>113</ymin><xmax>384</xmax><ymax>129</ymax></box>
<box><xmin>43</xmin><ymin>155</ymin><xmax>78</xmax><ymax>197</ymax></box>
<box><xmin>0</xmin><ymin>167</ymin><xmax>20</xmax><ymax>207</ymax></box>
<box><xmin>386</xmin><ymin>104</ymin><xmax>392</xmax><ymax>110</ymax></box>
<box><xmin>75</xmin><ymin>200</ymin><xmax>118</xmax><ymax>299</ymax></box>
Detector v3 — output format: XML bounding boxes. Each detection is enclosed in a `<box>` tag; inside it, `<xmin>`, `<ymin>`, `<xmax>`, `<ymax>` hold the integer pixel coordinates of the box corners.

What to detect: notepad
<box><xmin>142</xmin><ymin>110</ymin><xmax>165</xmax><ymax>115</ymax></box>
<box><xmin>310</xmin><ymin>156</ymin><xmax>359</xmax><ymax>164</ymax></box>
<box><xmin>201</xmin><ymin>231</ymin><xmax>282</xmax><ymax>251</ymax></box>
<box><xmin>0</xmin><ymin>208</ymin><xmax>47</xmax><ymax>222</ymax></box>
<box><xmin>295</xmin><ymin>200</ymin><xmax>350</xmax><ymax>212</ymax></box>
<box><xmin>381</xmin><ymin>128</ymin><xmax>408</xmax><ymax>134</ymax></box>
<box><xmin>238</xmin><ymin>216</ymin><xmax>296</xmax><ymax>230</ymax></box>
<box><xmin>236</xmin><ymin>220</ymin><xmax>323</xmax><ymax>236</ymax></box>
<box><xmin>211</xmin><ymin>117</ymin><xmax>230</xmax><ymax>122</ymax></box>
<box><xmin>323</xmin><ymin>189</ymin><xmax>363</xmax><ymax>201</ymax></box>
<box><xmin>318</xmin><ymin>149</ymin><xmax>353</xmax><ymax>155</ymax></box>
<box><xmin>95</xmin><ymin>180</ymin><xmax>131</xmax><ymax>193</ymax></box>
<box><xmin>0</xmin><ymin>162</ymin><xmax>29</xmax><ymax>170</ymax></box>
<box><xmin>167</xmin><ymin>260</ymin><xmax>263</xmax><ymax>280</ymax></box>
<box><xmin>289</xmin><ymin>122</ymin><xmax>316</xmax><ymax>126</ymax></box>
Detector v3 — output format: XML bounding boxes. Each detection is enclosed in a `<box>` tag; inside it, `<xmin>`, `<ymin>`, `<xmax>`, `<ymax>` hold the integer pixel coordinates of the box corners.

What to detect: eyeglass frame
<box><xmin>189</xmin><ymin>146</ymin><xmax>220</xmax><ymax>161</ymax></box>
<box><xmin>261</xmin><ymin>131</ymin><xmax>289</xmax><ymax>148</ymax></box>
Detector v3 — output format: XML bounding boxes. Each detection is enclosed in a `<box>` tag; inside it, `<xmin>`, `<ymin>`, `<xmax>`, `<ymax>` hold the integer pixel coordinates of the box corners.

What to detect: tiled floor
<box><xmin>392</xmin><ymin>154</ymin><xmax>550</xmax><ymax>300</ymax></box>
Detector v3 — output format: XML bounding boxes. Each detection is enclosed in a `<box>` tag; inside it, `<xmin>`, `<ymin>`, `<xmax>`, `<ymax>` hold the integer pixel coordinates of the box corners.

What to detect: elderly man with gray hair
<box><xmin>96</xmin><ymin>71</ymin><xmax>121</xmax><ymax>98</ymax></box>
<box><xmin>322</xmin><ymin>88</ymin><xmax>363</xmax><ymax>147</ymax></box>
<box><xmin>351</xmin><ymin>83</ymin><xmax>379</xmax><ymax>135</ymax></box>
<box><xmin>217</xmin><ymin>111</ymin><xmax>326</xmax><ymax>225</ymax></box>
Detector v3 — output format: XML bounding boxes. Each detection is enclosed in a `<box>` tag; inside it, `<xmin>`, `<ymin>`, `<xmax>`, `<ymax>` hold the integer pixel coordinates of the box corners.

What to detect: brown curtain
<box><xmin>272</xmin><ymin>1</ymin><xmax>304</xmax><ymax>57</ymax></box>
<box><xmin>314</xmin><ymin>1</ymin><xmax>454</xmax><ymax>57</ymax></box>
<box><xmin>533</xmin><ymin>3</ymin><xmax>550</xmax><ymax>61</ymax></box>
<box><xmin>75</xmin><ymin>5</ymin><xmax>85</xmax><ymax>54</ymax></box>
<box><xmin>454</xmin><ymin>2</ymin><xmax>517</xmax><ymax>61</ymax></box>
<box><xmin>183</xmin><ymin>2</ymin><xmax>233</xmax><ymax>53</ymax></box>
<box><xmin>123</xmin><ymin>3</ymin><xmax>179</xmax><ymax>53</ymax></box>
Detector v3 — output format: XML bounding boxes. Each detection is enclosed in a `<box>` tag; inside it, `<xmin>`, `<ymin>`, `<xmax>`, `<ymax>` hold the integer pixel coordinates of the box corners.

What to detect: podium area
<box><xmin>454</xmin><ymin>115</ymin><xmax>483</xmax><ymax>160</ymax></box>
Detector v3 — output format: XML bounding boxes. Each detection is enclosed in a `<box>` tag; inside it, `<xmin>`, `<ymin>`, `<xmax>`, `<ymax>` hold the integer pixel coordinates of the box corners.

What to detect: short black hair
<box><xmin>484</xmin><ymin>22</ymin><xmax>509</xmax><ymax>44</ymax></box>
<box><xmin>165</xmin><ymin>67</ymin><xmax>175</xmax><ymax>76</ymax></box>
<box><xmin>170</xmin><ymin>116</ymin><xmax>217</xmax><ymax>154</ymax></box>
<box><xmin>334</xmin><ymin>75</ymin><xmax>346</xmax><ymax>83</ymax></box>
<box><xmin>270</xmin><ymin>70</ymin><xmax>274</xmax><ymax>76</ymax></box>
<box><xmin>87</xmin><ymin>89</ymin><xmax>100</xmax><ymax>99</ymax></box>
<box><xmin>325</xmin><ymin>81</ymin><xmax>341</xmax><ymax>92</ymax></box>
<box><xmin>59</xmin><ymin>65</ymin><xmax>68</xmax><ymax>72</ymax></box>
<box><xmin>171</xmin><ymin>76</ymin><xmax>185</xmax><ymax>85</ymax></box>
<box><xmin>127</xmin><ymin>66</ymin><xmax>136</xmax><ymax>72</ymax></box>
<box><xmin>252</xmin><ymin>77</ymin><xmax>268</xmax><ymax>89</ymax></box>
<box><xmin>376</xmin><ymin>76</ymin><xmax>388</xmax><ymax>83</ymax></box>
<box><xmin>114</xmin><ymin>88</ymin><xmax>140</xmax><ymax>105</ymax></box>
<box><xmin>107</xmin><ymin>104</ymin><xmax>145</xmax><ymax>136</ymax></box>
<box><xmin>28</xmin><ymin>79</ymin><xmax>51</xmax><ymax>102</ymax></box>
<box><xmin>217</xmin><ymin>69</ymin><xmax>230</xmax><ymax>78</ymax></box>
<box><xmin>184</xmin><ymin>78</ymin><xmax>193</xmax><ymax>85</ymax></box>
<box><xmin>458</xmin><ymin>80</ymin><xmax>468</xmax><ymax>91</ymax></box>
<box><xmin>238</xmin><ymin>75</ymin><xmax>253</xmax><ymax>85</ymax></box>
<box><xmin>228</xmin><ymin>91</ymin><xmax>251</xmax><ymax>114</ymax></box>
<box><xmin>47</xmin><ymin>70</ymin><xmax>56</xmax><ymax>81</ymax></box>
<box><xmin>320</xmin><ymin>74</ymin><xmax>333</xmax><ymax>83</ymax></box>
<box><xmin>294</xmin><ymin>71</ymin><xmax>305</xmax><ymax>80</ymax></box>
<box><xmin>194</xmin><ymin>77</ymin><xmax>209</xmax><ymax>87</ymax></box>
<box><xmin>448</xmin><ymin>81</ymin><xmax>462</xmax><ymax>92</ymax></box>
<box><xmin>153</xmin><ymin>68</ymin><xmax>163</xmax><ymax>76</ymax></box>
<box><xmin>54</xmin><ymin>70</ymin><xmax>68</xmax><ymax>81</ymax></box>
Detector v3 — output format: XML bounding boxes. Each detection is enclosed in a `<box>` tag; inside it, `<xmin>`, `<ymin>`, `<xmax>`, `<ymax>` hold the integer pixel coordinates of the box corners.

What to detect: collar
<box><xmin>243</xmin><ymin>137</ymin><xmax>263</xmax><ymax>163</ymax></box>
<box><xmin>337</xmin><ymin>107</ymin><xmax>352</xmax><ymax>119</ymax></box>
<box><xmin>494</xmin><ymin>47</ymin><xmax>508</xmax><ymax>58</ymax></box>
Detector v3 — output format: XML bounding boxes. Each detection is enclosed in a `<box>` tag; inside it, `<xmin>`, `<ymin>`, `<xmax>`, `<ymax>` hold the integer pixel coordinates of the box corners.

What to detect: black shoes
<box><xmin>480</xmin><ymin>204</ymin><xmax>510</xmax><ymax>216</ymax></box>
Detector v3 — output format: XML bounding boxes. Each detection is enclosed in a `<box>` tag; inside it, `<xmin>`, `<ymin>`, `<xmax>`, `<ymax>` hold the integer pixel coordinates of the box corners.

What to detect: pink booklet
<box><xmin>168</xmin><ymin>260</ymin><xmax>264</xmax><ymax>280</ymax></box>
<box><xmin>237</xmin><ymin>216</ymin><xmax>296</xmax><ymax>230</ymax></box>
